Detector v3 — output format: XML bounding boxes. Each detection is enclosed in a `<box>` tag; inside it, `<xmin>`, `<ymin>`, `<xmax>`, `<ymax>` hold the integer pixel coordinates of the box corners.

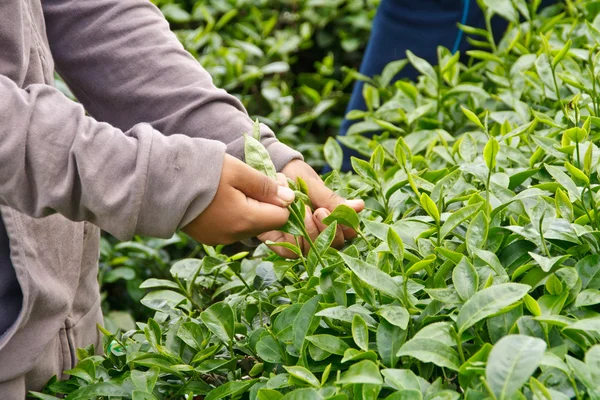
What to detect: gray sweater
<box><xmin>0</xmin><ymin>0</ymin><xmax>302</xmax><ymax>383</ymax></box>
<box><xmin>0</xmin><ymin>220</ymin><xmax>20</xmax><ymax>337</ymax></box>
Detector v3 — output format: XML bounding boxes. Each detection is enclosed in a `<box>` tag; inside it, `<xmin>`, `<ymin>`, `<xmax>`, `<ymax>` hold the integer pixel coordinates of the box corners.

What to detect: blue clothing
<box><xmin>333</xmin><ymin>0</ymin><xmax>532</xmax><ymax>171</ymax></box>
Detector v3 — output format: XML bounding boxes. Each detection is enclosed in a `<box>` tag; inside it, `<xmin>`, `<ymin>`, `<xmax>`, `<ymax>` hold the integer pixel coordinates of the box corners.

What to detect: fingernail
<box><xmin>346</xmin><ymin>199</ymin><xmax>364</xmax><ymax>208</ymax></box>
<box><xmin>277</xmin><ymin>186</ymin><xmax>295</xmax><ymax>204</ymax></box>
<box><xmin>314</xmin><ymin>208</ymin><xmax>330</xmax><ymax>220</ymax></box>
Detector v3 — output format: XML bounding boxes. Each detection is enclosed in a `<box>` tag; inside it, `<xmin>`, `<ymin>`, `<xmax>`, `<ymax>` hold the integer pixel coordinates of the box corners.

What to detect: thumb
<box><xmin>231</xmin><ymin>160</ymin><xmax>295</xmax><ymax>207</ymax></box>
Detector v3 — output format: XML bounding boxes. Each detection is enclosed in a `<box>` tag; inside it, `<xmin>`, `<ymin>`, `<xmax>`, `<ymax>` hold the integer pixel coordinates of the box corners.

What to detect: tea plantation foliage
<box><xmin>33</xmin><ymin>1</ymin><xmax>600</xmax><ymax>399</ymax></box>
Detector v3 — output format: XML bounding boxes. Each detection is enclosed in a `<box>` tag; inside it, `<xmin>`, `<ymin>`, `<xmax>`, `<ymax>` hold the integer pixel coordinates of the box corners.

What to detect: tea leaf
<box><xmin>484</xmin><ymin>137</ymin><xmax>499</xmax><ymax>170</ymax></box>
<box><xmin>485</xmin><ymin>335</ymin><xmax>546</xmax><ymax>400</ymax></box>
<box><xmin>420</xmin><ymin>193</ymin><xmax>440</xmax><ymax>224</ymax></box>
<box><xmin>324</xmin><ymin>137</ymin><xmax>343</xmax><ymax>171</ymax></box>
<box><xmin>352</xmin><ymin>314</ymin><xmax>369</xmax><ymax>351</ymax></box>
<box><xmin>453</xmin><ymin>257</ymin><xmax>479</xmax><ymax>301</ymax></box>
<box><xmin>337</xmin><ymin>360</ymin><xmax>383</xmax><ymax>385</ymax></box>
<box><xmin>457</xmin><ymin>283</ymin><xmax>530</xmax><ymax>334</ymax></box>
<box><xmin>340</xmin><ymin>253</ymin><xmax>404</xmax><ymax>300</ymax></box>
<box><xmin>322</xmin><ymin>204</ymin><xmax>360</xmax><ymax>230</ymax></box>
<box><xmin>306</xmin><ymin>335</ymin><xmax>349</xmax><ymax>355</ymax></box>
<box><xmin>461</xmin><ymin>106</ymin><xmax>486</xmax><ymax>130</ymax></box>
<box><xmin>397</xmin><ymin>338</ymin><xmax>461</xmax><ymax>371</ymax></box>
<box><xmin>200</xmin><ymin>302</ymin><xmax>235</xmax><ymax>344</ymax></box>
<box><xmin>244</xmin><ymin>133</ymin><xmax>277</xmax><ymax>179</ymax></box>
<box><xmin>283</xmin><ymin>366</ymin><xmax>320</xmax><ymax>388</ymax></box>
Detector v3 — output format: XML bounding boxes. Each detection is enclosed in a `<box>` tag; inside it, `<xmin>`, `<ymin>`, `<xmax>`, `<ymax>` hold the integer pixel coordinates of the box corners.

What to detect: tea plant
<box><xmin>33</xmin><ymin>1</ymin><xmax>600</xmax><ymax>399</ymax></box>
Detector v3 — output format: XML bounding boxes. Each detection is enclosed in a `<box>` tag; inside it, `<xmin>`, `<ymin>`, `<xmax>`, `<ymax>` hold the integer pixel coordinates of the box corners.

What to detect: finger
<box><xmin>301</xmin><ymin>206</ymin><xmax>320</xmax><ymax>254</ymax></box>
<box><xmin>258</xmin><ymin>230</ymin><xmax>299</xmax><ymax>259</ymax></box>
<box><xmin>231</xmin><ymin>159</ymin><xmax>295</xmax><ymax>207</ymax></box>
<box><xmin>313</xmin><ymin>208</ymin><xmax>344</xmax><ymax>248</ymax></box>
<box><xmin>276</xmin><ymin>173</ymin><xmax>289</xmax><ymax>187</ymax></box>
<box><xmin>238</xmin><ymin>197</ymin><xmax>290</xmax><ymax>238</ymax></box>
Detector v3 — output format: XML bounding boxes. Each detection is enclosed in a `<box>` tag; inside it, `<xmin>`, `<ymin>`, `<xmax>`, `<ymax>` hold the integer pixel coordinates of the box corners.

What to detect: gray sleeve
<box><xmin>0</xmin><ymin>75</ymin><xmax>226</xmax><ymax>240</ymax></box>
<box><xmin>42</xmin><ymin>0</ymin><xmax>302</xmax><ymax>171</ymax></box>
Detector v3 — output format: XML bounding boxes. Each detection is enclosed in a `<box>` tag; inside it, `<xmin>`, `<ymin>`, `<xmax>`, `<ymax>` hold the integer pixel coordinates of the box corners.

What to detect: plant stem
<box><xmin>485</xmin><ymin>170</ymin><xmax>492</xmax><ymax>219</ymax></box>
<box><xmin>357</xmin><ymin>230</ymin><xmax>372</xmax><ymax>250</ymax></box>
<box><xmin>480</xmin><ymin>376</ymin><xmax>498</xmax><ymax>400</ymax></box>
<box><xmin>485</xmin><ymin>15</ymin><xmax>497</xmax><ymax>53</ymax></box>
<box><xmin>539</xmin><ymin>216</ymin><xmax>552</xmax><ymax>258</ymax></box>
<box><xmin>453</xmin><ymin>328</ymin><xmax>466</xmax><ymax>365</ymax></box>
<box><xmin>289</xmin><ymin>205</ymin><xmax>327</xmax><ymax>275</ymax></box>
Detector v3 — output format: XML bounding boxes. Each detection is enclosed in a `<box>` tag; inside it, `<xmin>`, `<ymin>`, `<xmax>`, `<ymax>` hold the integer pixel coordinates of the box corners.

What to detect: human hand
<box><xmin>182</xmin><ymin>154</ymin><xmax>295</xmax><ymax>245</ymax></box>
<box><xmin>257</xmin><ymin>159</ymin><xmax>364</xmax><ymax>257</ymax></box>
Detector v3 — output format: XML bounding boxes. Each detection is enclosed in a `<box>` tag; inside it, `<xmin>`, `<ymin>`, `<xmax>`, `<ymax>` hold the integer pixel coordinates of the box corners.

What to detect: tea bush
<box><xmin>34</xmin><ymin>1</ymin><xmax>600</xmax><ymax>399</ymax></box>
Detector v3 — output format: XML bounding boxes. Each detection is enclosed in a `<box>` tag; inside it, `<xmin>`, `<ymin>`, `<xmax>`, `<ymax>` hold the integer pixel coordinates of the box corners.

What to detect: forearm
<box><xmin>0</xmin><ymin>75</ymin><xmax>225</xmax><ymax>240</ymax></box>
<box><xmin>43</xmin><ymin>0</ymin><xmax>301</xmax><ymax>170</ymax></box>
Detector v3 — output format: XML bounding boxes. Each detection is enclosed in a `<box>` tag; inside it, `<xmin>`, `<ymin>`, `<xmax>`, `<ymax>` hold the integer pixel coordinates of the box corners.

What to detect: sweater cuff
<box><xmin>134</xmin><ymin>130</ymin><xmax>226</xmax><ymax>238</ymax></box>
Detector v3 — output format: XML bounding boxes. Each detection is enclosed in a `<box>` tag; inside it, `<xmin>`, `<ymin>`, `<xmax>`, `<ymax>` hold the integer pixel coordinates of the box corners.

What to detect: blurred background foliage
<box><xmin>155</xmin><ymin>0</ymin><xmax>379</xmax><ymax>168</ymax></box>
<box><xmin>94</xmin><ymin>0</ymin><xmax>378</xmax><ymax>330</ymax></box>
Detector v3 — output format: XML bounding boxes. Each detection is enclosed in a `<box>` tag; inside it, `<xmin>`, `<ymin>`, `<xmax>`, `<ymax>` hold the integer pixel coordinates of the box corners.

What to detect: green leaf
<box><xmin>575</xmin><ymin>254</ymin><xmax>600</xmax><ymax>289</ymax></box>
<box><xmin>420</xmin><ymin>193</ymin><xmax>440</xmax><ymax>224</ymax></box>
<box><xmin>453</xmin><ymin>257</ymin><xmax>479</xmax><ymax>301</ymax></box>
<box><xmin>461</xmin><ymin>106</ymin><xmax>486</xmax><ymax>130</ymax></box>
<box><xmin>322</xmin><ymin>204</ymin><xmax>360</xmax><ymax>231</ymax></box>
<box><xmin>377</xmin><ymin>305</ymin><xmax>410</xmax><ymax>329</ymax></box>
<box><xmin>394</xmin><ymin>137</ymin><xmax>410</xmax><ymax>166</ymax></box>
<box><xmin>406</xmin><ymin>50</ymin><xmax>436</xmax><ymax>81</ymax></box>
<box><xmin>565</xmin><ymin>161</ymin><xmax>589</xmax><ymax>184</ymax></box>
<box><xmin>257</xmin><ymin>335</ymin><xmax>284</xmax><ymax>363</ymax></box>
<box><xmin>380</xmin><ymin>59</ymin><xmax>409</xmax><ymax>87</ymax></box>
<box><xmin>387</xmin><ymin>227</ymin><xmax>405</xmax><ymax>263</ymax></box>
<box><xmin>457</xmin><ymin>283</ymin><xmax>530</xmax><ymax>334</ymax></box>
<box><xmin>377</xmin><ymin>319</ymin><xmax>406</xmax><ymax>368</ymax></box>
<box><xmin>485</xmin><ymin>335</ymin><xmax>546</xmax><ymax>400</ymax></box>
<box><xmin>324</xmin><ymin>137</ymin><xmax>343</xmax><ymax>171</ymax></box>
<box><xmin>257</xmin><ymin>389</ymin><xmax>284</xmax><ymax>400</ymax></box>
<box><xmin>200</xmin><ymin>302</ymin><xmax>235</xmax><ymax>344</ymax></box>
<box><xmin>61</xmin><ymin>382</ymin><xmax>130</xmax><ymax>400</ymax></box>
<box><xmin>484</xmin><ymin>137</ymin><xmax>499</xmax><ymax>170</ymax></box>
<box><xmin>340</xmin><ymin>253</ymin><xmax>404</xmax><ymax>300</ymax></box>
<box><xmin>384</xmin><ymin>390</ymin><xmax>422</xmax><ymax>400</ymax></box>
<box><xmin>466</xmin><ymin>211</ymin><xmax>489</xmax><ymax>253</ymax></box>
<box><xmin>244</xmin><ymin>132</ymin><xmax>276</xmax><ymax>179</ymax></box>
<box><xmin>293</xmin><ymin>296</ymin><xmax>321</xmax><ymax>352</ymax></box>
<box><xmin>545</xmin><ymin>165</ymin><xmax>580</xmax><ymax>199</ymax></box>
<box><xmin>283</xmin><ymin>366</ymin><xmax>321</xmax><ymax>388</ymax></box>
<box><xmin>337</xmin><ymin>360</ymin><xmax>383</xmax><ymax>385</ymax></box>
<box><xmin>307</xmin><ymin>222</ymin><xmax>337</xmax><ymax>272</ymax></box>
<box><xmin>397</xmin><ymin>338</ymin><xmax>461</xmax><ymax>371</ymax></box>
<box><xmin>575</xmin><ymin>289</ymin><xmax>600</xmax><ymax>307</ymax></box>
<box><xmin>552</xmin><ymin>39</ymin><xmax>572</xmax><ymax>68</ymax></box>
<box><xmin>352</xmin><ymin>314</ymin><xmax>370</xmax><ymax>351</ymax></box>
<box><xmin>363</xmin><ymin>83</ymin><xmax>380</xmax><ymax>110</ymax></box>
<box><xmin>440</xmin><ymin>203</ymin><xmax>482</xmax><ymax>240</ymax></box>
<box><xmin>565</xmin><ymin>127</ymin><xmax>588</xmax><ymax>143</ymax></box>
<box><xmin>281</xmin><ymin>388</ymin><xmax>322</xmax><ymax>400</ymax></box>
<box><xmin>205</xmin><ymin>380</ymin><xmax>258</xmax><ymax>400</ymax></box>
<box><xmin>139</xmin><ymin>278</ymin><xmax>181</xmax><ymax>290</ymax></box>
<box><xmin>565</xmin><ymin>316</ymin><xmax>600</xmax><ymax>333</ymax></box>
<box><xmin>352</xmin><ymin>157</ymin><xmax>378</xmax><ymax>182</ymax></box>
<box><xmin>140</xmin><ymin>290</ymin><xmax>187</xmax><ymax>312</ymax></box>
<box><xmin>381</xmin><ymin>369</ymin><xmax>422</xmax><ymax>391</ymax></box>
<box><xmin>554</xmin><ymin>188</ymin><xmax>573</xmax><ymax>221</ymax></box>
<box><xmin>306</xmin><ymin>335</ymin><xmax>349</xmax><ymax>355</ymax></box>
